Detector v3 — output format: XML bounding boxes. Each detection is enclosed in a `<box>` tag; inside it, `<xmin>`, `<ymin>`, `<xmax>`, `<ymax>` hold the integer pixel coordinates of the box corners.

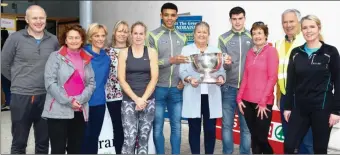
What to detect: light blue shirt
<box><xmin>36</xmin><ymin>39</ymin><xmax>41</xmax><ymax>45</ymax></box>
<box><xmin>179</xmin><ymin>43</ymin><xmax>226</xmax><ymax>118</ymax></box>
<box><xmin>304</xmin><ymin>44</ymin><xmax>320</xmax><ymax>57</ymax></box>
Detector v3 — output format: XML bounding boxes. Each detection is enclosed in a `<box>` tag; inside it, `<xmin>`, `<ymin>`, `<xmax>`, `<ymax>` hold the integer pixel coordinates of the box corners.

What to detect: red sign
<box><xmin>216</xmin><ymin>110</ymin><xmax>284</xmax><ymax>154</ymax></box>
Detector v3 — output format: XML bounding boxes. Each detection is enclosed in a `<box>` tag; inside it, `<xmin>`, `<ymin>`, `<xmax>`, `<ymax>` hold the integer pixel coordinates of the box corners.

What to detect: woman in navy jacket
<box><xmin>284</xmin><ymin>15</ymin><xmax>340</xmax><ymax>154</ymax></box>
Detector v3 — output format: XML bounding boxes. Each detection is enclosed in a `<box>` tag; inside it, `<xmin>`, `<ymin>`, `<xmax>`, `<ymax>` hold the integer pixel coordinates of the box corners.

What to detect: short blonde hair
<box><xmin>86</xmin><ymin>23</ymin><xmax>108</xmax><ymax>44</ymax></box>
<box><xmin>301</xmin><ymin>15</ymin><xmax>324</xmax><ymax>41</ymax></box>
<box><xmin>111</xmin><ymin>20</ymin><xmax>131</xmax><ymax>47</ymax></box>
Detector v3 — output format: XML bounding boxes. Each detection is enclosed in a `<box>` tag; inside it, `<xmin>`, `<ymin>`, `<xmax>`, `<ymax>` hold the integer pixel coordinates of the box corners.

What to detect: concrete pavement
<box><xmin>1</xmin><ymin>111</ymin><xmax>241</xmax><ymax>154</ymax></box>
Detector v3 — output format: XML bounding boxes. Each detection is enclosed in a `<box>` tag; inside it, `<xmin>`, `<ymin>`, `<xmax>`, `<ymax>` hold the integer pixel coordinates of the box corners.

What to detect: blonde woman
<box><xmin>118</xmin><ymin>21</ymin><xmax>158</xmax><ymax>154</ymax></box>
<box><xmin>284</xmin><ymin>15</ymin><xmax>340</xmax><ymax>154</ymax></box>
<box><xmin>81</xmin><ymin>23</ymin><xmax>111</xmax><ymax>154</ymax></box>
<box><xmin>105</xmin><ymin>20</ymin><xmax>130</xmax><ymax>154</ymax></box>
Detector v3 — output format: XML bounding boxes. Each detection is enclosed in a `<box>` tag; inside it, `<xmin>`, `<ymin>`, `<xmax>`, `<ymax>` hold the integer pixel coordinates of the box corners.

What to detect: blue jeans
<box><xmin>280</xmin><ymin>93</ymin><xmax>313</xmax><ymax>154</ymax></box>
<box><xmin>81</xmin><ymin>104</ymin><xmax>106</xmax><ymax>154</ymax></box>
<box><xmin>221</xmin><ymin>85</ymin><xmax>251</xmax><ymax>154</ymax></box>
<box><xmin>153</xmin><ymin>86</ymin><xmax>182</xmax><ymax>154</ymax></box>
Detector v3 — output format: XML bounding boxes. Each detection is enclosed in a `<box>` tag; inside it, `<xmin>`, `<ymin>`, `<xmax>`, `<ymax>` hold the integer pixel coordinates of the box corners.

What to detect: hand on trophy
<box><xmin>224</xmin><ymin>54</ymin><xmax>232</xmax><ymax>65</ymax></box>
<box><xmin>216</xmin><ymin>76</ymin><xmax>225</xmax><ymax>86</ymax></box>
<box><xmin>190</xmin><ymin>78</ymin><xmax>199</xmax><ymax>88</ymax></box>
<box><xmin>170</xmin><ymin>55</ymin><xmax>189</xmax><ymax>64</ymax></box>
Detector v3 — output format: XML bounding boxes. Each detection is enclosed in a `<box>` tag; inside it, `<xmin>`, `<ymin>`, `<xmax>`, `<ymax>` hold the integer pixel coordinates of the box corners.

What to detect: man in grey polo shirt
<box><xmin>1</xmin><ymin>5</ymin><xmax>59</xmax><ymax>154</ymax></box>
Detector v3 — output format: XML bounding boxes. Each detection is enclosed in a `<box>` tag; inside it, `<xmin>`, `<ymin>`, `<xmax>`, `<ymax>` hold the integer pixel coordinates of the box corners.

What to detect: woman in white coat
<box><xmin>179</xmin><ymin>21</ymin><xmax>232</xmax><ymax>154</ymax></box>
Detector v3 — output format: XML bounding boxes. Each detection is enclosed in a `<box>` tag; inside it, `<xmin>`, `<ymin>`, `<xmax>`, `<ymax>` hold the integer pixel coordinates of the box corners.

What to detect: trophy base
<box><xmin>199</xmin><ymin>77</ymin><xmax>217</xmax><ymax>84</ymax></box>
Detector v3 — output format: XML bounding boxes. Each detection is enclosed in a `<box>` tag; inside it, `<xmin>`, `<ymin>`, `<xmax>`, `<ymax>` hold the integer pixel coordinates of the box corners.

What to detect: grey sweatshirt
<box><xmin>218</xmin><ymin>29</ymin><xmax>253</xmax><ymax>88</ymax></box>
<box><xmin>1</xmin><ymin>28</ymin><xmax>59</xmax><ymax>95</ymax></box>
<box><xmin>147</xmin><ymin>25</ymin><xmax>187</xmax><ymax>87</ymax></box>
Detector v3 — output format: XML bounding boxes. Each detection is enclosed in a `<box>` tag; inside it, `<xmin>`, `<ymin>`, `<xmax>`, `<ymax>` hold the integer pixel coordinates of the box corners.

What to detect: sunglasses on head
<box><xmin>253</xmin><ymin>21</ymin><xmax>265</xmax><ymax>26</ymax></box>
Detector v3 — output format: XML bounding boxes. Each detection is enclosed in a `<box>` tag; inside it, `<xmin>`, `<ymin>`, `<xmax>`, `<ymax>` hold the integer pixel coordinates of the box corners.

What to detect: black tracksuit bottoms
<box><xmin>242</xmin><ymin>100</ymin><xmax>273</xmax><ymax>154</ymax></box>
<box><xmin>10</xmin><ymin>93</ymin><xmax>49</xmax><ymax>154</ymax></box>
<box><xmin>284</xmin><ymin>108</ymin><xmax>332</xmax><ymax>154</ymax></box>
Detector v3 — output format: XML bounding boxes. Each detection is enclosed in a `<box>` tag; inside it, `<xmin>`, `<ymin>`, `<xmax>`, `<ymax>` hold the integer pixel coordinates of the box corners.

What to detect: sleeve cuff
<box><xmin>258</xmin><ymin>103</ymin><xmax>267</xmax><ymax>108</ymax></box>
<box><xmin>159</xmin><ymin>58</ymin><xmax>171</xmax><ymax>68</ymax></box>
<box><xmin>236</xmin><ymin>98</ymin><xmax>242</xmax><ymax>104</ymax></box>
<box><xmin>71</xmin><ymin>98</ymin><xmax>76</xmax><ymax>104</ymax></box>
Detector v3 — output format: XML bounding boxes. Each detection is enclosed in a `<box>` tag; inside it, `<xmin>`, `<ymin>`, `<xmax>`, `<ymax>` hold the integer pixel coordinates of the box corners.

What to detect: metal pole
<box><xmin>79</xmin><ymin>1</ymin><xmax>92</xmax><ymax>30</ymax></box>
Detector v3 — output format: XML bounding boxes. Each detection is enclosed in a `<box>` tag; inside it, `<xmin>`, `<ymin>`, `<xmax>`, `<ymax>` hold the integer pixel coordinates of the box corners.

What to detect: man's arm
<box><xmin>1</xmin><ymin>35</ymin><xmax>17</xmax><ymax>80</ymax></box>
<box><xmin>146</xmin><ymin>32</ymin><xmax>156</xmax><ymax>49</ymax></box>
<box><xmin>147</xmin><ymin>32</ymin><xmax>173</xmax><ymax>69</ymax></box>
<box><xmin>218</xmin><ymin>36</ymin><xmax>231</xmax><ymax>71</ymax></box>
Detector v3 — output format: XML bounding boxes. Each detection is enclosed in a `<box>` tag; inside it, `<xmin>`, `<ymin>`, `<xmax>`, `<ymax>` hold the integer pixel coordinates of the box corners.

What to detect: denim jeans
<box><xmin>153</xmin><ymin>86</ymin><xmax>182</xmax><ymax>154</ymax></box>
<box><xmin>81</xmin><ymin>104</ymin><xmax>106</xmax><ymax>154</ymax></box>
<box><xmin>280</xmin><ymin>93</ymin><xmax>314</xmax><ymax>154</ymax></box>
<box><xmin>221</xmin><ymin>85</ymin><xmax>251</xmax><ymax>154</ymax></box>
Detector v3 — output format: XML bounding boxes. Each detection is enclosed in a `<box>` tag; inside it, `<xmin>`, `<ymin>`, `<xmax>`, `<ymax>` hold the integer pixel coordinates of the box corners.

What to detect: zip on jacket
<box><xmin>147</xmin><ymin>25</ymin><xmax>187</xmax><ymax>88</ymax></box>
<box><xmin>218</xmin><ymin>29</ymin><xmax>253</xmax><ymax>88</ymax></box>
<box><xmin>236</xmin><ymin>44</ymin><xmax>279</xmax><ymax>107</ymax></box>
<box><xmin>84</xmin><ymin>44</ymin><xmax>111</xmax><ymax>106</ymax></box>
<box><xmin>285</xmin><ymin>41</ymin><xmax>340</xmax><ymax>115</ymax></box>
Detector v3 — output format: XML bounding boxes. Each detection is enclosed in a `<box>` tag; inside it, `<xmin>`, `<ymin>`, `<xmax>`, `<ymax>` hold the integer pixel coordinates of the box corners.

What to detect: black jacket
<box><xmin>285</xmin><ymin>41</ymin><xmax>340</xmax><ymax>115</ymax></box>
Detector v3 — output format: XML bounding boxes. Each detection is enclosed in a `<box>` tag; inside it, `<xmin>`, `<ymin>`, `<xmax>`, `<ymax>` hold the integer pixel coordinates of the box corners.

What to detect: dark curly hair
<box><xmin>59</xmin><ymin>24</ymin><xmax>86</xmax><ymax>48</ymax></box>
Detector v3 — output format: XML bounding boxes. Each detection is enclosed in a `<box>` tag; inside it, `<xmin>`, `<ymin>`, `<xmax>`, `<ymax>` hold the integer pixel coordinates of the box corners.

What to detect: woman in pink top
<box><xmin>42</xmin><ymin>25</ymin><xmax>95</xmax><ymax>154</ymax></box>
<box><xmin>236</xmin><ymin>21</ymin><xmax>279</xmax><ymax>154</ymax></box>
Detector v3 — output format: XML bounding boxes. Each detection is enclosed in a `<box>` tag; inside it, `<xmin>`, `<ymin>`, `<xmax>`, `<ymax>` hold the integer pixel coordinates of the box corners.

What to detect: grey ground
<box><xmin>1</xmin><ymin>111</ymin><xmax>241</xmax><ymax>154</ymax></box>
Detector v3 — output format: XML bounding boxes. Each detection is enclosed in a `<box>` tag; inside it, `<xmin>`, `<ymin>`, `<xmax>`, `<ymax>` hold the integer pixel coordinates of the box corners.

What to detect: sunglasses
<box><xmin>253</xmin><ymin>21</ymin><xmax>265</xmax><ymax>26</ymax></box>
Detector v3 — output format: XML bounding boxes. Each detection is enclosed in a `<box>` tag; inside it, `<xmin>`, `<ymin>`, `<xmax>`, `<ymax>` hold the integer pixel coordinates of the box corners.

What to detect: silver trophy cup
<box><xmin>189</xmin><ymin>53</ymin><xmax>223</xmax><ymax>83</ymax></box>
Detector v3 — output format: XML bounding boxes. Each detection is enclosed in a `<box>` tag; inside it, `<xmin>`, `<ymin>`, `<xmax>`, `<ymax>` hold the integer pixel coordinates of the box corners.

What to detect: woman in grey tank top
<box><xmin>117</xmin><ymin>21</ymin><xmax>159</xmax><ymax>154</ymax></box>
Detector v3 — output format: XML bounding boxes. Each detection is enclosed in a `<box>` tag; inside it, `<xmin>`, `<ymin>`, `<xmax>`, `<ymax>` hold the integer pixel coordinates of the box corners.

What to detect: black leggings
<box><xmin>48</xmin><ymin>112</ymin><xmax>85</xmax><ymax>154</ymax></box>
<box><xmin>284</xmin><ymin>108</ymin><xmax>332</xmax><ymax>154</ymax></box>
<box><xmin>242</xmin><ymin>100</ymin><xmax>273</xmax><ymax>154</ymax></box>
<box><xmin>107</xmin><ymin>101</ymin><xmax>124</xmax><ymax>154</ymax></box>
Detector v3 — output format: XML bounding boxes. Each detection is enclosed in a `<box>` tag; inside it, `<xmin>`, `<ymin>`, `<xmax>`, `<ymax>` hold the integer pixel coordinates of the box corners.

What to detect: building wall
<box><xmin>2</xmin><ymin>0</ymin><xmax>79</xmax><ymax>18</ymax></box>
<box><xmin>92</xmin><ymin>1</ymin><xmax>340</xmax><ymax>50</ymax></box>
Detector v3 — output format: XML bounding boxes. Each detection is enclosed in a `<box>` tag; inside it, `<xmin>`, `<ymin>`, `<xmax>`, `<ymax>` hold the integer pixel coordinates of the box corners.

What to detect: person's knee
<box><xmin>222</xmin><ymin>113</ymin><xmax>234</xmax><ymax>129</ymax></box>
<box><xmin>239</xmin><ymin>122</ymin><xmax>250</xmax><ymax>134</ymax></box>
<box><xmin>204</xmin><ymin>125</ymin><xmax>216</xmax><ymax>137</ymax></box>
<box><xmin>138</xmin><ymin>134</ymin><xmax>149</xmax><ymax>145</ymax></box>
